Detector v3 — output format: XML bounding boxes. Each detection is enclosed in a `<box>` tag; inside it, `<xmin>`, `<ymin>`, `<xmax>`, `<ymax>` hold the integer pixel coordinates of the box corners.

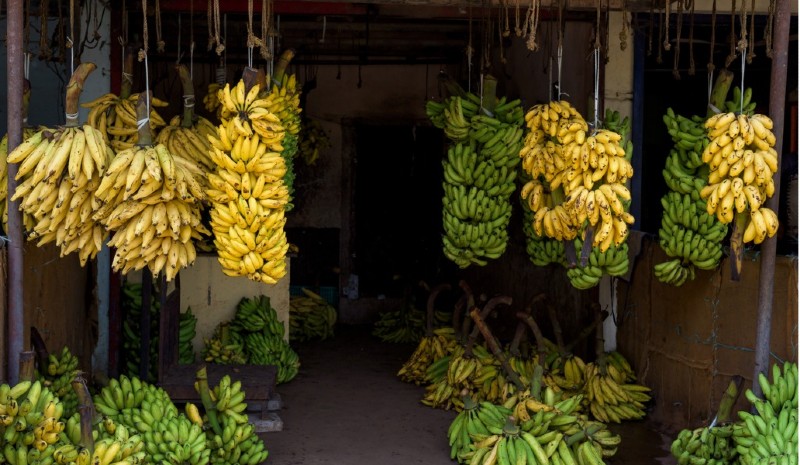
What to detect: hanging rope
<box><xmin>207</xmin><ymin>0</ymin><xmax>213</xmax><ymax>50</ymax></box>
<box><xmin>467</xmin><ymin>4</ymin><xmax>473</xmax><ymax>93</ymax></box>
<box><xmin>525</xmin><ymin>0</ymin><xmax>541</xmax><ymax>51</ymax></box>
<box><xmin>502</xmin><ymin>0</ymin><xmax>511</xmax><ymax>38</ymax></box>
<box><xmin>724</xmin><ymin>0</ymin><xmax>736</xmax><ymax>68</ymax></box>
<box><xmin>672</xmin><ymin>0</ymin><xmax>684</xmax><ymax>80</ymax></box>
<box><xmin>656</xmin><ymin>3</ymin><xmax>663</xmax><ymax>63</ymax></box>
<box><xmin>708</xmin><ymin>0</ymin><xmax>716</xmax><ymax>72</ymax></box>
<box><xmin>261</xmin><ymin>0</ymin><xmax>272</xmax><ymax>60</ymax></box>
<box><xmin>498</xmin><ymin>8</ymin><xmax>506</xmax><ymax>64</ymax></box>
<box><xmin>688</xmin><ymin>0</ymin><xmax>696</xmax><ymax>75</ymax></box>
<box><xmin>594</xmin><ymin>0</ymin><xmax>602</xmax><ymax>51</ymax></box>
<box><xmin>24</xmin><ymin>0</ymin><xmax>31</xmax><ymax>52</ymax></box>
<box><xmin>764</xmin><ymin>0</ymin><xmax>775</xmax><ymax>58</ymax></box>
<box><xmin>209</xmin><ymin>0</ymin><xmax>223</xmax><ymax>55</ymax></box>
<box><xmin>39</xmin><ymin>0</ymin><xmax>51</xmax><ymax>59</ymax></box>
<box><xmin>514</xmin><ymin>0</ymin><xmax>523</xmax><ymax>37</ymax></box>
<box><xmin>154</xmin><ymin>0</ymin><xmax>164</xmax><ymax>52</ymax></box>
<box><xmin>176</xmin><ymin>14</ymin><xmax>181</xmax><ymax>63</ymax></box>
<box><xmin>483</xmin><ymin>4</ymin><xmax>492</xmax><ymax>70</ymax></box>
<box><xmin>619</xmin><ymin>0</ymin><xmax>629</xmax><ymax>51</ymax></box>
<box><xmin>556</xmin><ymin>0</ymin><xmax>565</xmax><ymax>101</ymax></box>
<box><xmin>138</xmin><ymin>0</ymin><xmax>151</xmax><ymax>130</ymax></box>
<box><xmin>246</xmin><ymin>0</ymin><xmax>266</xmax><ymax>67</ymax></box>
<box><xmin>746</xmin><ymin>0</ymin><xmax>755</xmax><ymax>64</ymax></box>
<box><xmin>647</xmin><ymin>0</ymin><xmax>654</xmax><ymax>56</ymax></box>
<box><xmin>56</xmin><ymin>0</ymin><xmax>65</xmax><ymax>63</ymax></box>
<box><xmin>189</xmin><ymin>0</ymin><xmax>194</xmax><ymax>79</ymax></box>
<box><xmin>663</xmin><ymin>0</ymin><xmax>671</xmax><ymax>51</ymax></box>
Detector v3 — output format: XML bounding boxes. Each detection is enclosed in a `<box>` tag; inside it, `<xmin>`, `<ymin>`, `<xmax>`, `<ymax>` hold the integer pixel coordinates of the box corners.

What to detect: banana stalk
<box><xmin>481</xmin><ymin>74</ymin><xmax>498</xmax><ymax>113</ymax></box>
<box><xmin>730</xmin><ymin>211</ymin><xmax>747</xmax><ymax>281</ymax></box>
<box><xmin>73</xmin><ymin>376</ymin><xmax>95</xmax><ymax>451</ymax></box>
<box><xmin>177</xmin><ymin>64</ymin><xmax>196</xmax><ymax>129</ymax></box>
<box><xmin>120</xmin><ymin>47</ymin><xmax>135</xmax><ymax>99</ymax></box>
<box><xmin>135</xmin><ymin>90</ymin><xmax>153</xmax><ymax>146</ymax></box>
<box><xmin>272</xmin><ymin>49</ymin><xmax>295</xmax><ymax>88</ymax></box>
<box><xmin>196</xmin><ymin>366</ymin><xmax>223</xmax><ymax>436</ymax></box>
<box><xmin>18</xmin><ymin>351</ymin><xmax>35</xmax><ymax>382</ymax></box>
<box><xmin>707</xmin><ymin>69</ymin><xmax>734</xmax><ymax>117</ymax></box>
<box><xmin>469</xmin><ymin>307</ymin><xmax>525</xmax><ymax>392</ymax></box>
<box><xmin>713</xmin><ymin>376</ymin><xmax>744</xmax><ymax>425</ymax></box>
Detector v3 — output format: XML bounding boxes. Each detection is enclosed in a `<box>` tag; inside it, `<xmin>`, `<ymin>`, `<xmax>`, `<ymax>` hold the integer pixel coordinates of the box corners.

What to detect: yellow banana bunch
<box><xmin>207</xmin><ymin>78</ymin><xmax>290</xmax><ymax>284</ymax></box>
<box><xmin>520</xmin><ymin>102</ymin><xmax>635</xmax><ymax>253</ymax></box>
<box><xmin>0</xmin><ymin>131</ymin><xmax>38</xmax><ymax>233</ymax></box>
<box><xmin>93</xmin><ymin>143</ymin><xmax>208</xmax><ymax>281</ymax></box>
<box><xmin>7</xmin><ymin>63</ymin><xmax>115</xmax><ymax>266</ymax></box>
<box><xmin>82</xmin><ymin>92</ymin><xmax>168</xmax><ymax>151</ymax></box>
<box><xmin>261</xmin><ymin>74</ymin><xmax>302</xmax><ymax>136</ymax></box>
<box><xmin>398</xmin><ymin>327</ymin><xmax>459</xmax><ymax>385</ymax></box>
<box><xmin>700</xmin><ymin>112</ymin><xmax>779</xmax><ymax>244</ymax></box>
<box><xmin>204</xmin><ymin>82</ymin><xmax>223</xmax><ymax>115</ymax></box>
<box><xmin>583</xmin><ymin>362</ymin><xmax>650</xmax><ymax>423</ymax></box>
<box><xmin>156</xmin><ymin>116</ymin><xmax>217</xmax><ymax>172</ymax></box>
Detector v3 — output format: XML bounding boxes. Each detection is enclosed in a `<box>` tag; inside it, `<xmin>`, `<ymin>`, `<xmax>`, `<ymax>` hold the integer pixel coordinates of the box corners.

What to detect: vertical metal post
<box><xmin>6</xmin><ymin>0</ymin><xmax>26</xmax><ymax>384</ymax></box>
<box><xmin>752</xmin><ymin>0</ymin><xmax>790</xmax><ymax>398</ymax></box>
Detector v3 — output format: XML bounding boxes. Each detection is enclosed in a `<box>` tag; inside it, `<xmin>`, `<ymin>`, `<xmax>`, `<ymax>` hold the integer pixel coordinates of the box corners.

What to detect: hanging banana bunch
<box><xmin>7</xmin><ymin>63</ymin><xmax>114</xmax><ymax>266</ymax></box>
<box><xmin>82</xmin><ymin>49</ymin><xmax>168</xmax><ymax>151</ymax></box>
<box><xmin>92</xmin><ymin>91</ymin><xmax>209</xmax><ymax>281</ymax></box>
<box><xmin>298</xmin><ymin>117</ymin><xmax>331</xmax><ymax>166</ymax></box>
<box><xmin>428</xmin><ymin>75</ymin><xmax>524</xmax><ymax>268</ymax></box>
<box><xmin>260</xmin><ymin>49</ymin><xmax>302</xmax><ymax>210</ymax></box>
<box><xmin>206</xmin><ymin>70</ymin><xmax>290</xmax><ymax>284</ymax></box>
<box><xmin>155</xmin><ymin>64</ymin><xmax>217</xmax><ymax>172</ymax></box>
<box><xmin>0</xmin><ymin>79</ymin><xmax>38</xmax><ymax>234</ymax></box>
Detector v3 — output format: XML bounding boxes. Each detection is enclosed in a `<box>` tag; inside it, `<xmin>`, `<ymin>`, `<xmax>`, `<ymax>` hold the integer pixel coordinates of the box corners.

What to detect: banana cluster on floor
<box><xmin>449</xmin><ymin>386</ymin><xmax>623</xmax><ymax>465</ymax></box>
<box><xmin>656</xmin><ymin>104</ymin><xmax>728</xmax><ymax>285</ymax></box>
<box><xmin>398</xmin><ymin>327</ymin><xmax>460</xmax><ymax>385</ymax></box>
<box><xmin>203</xmin><ymin>295</ymin><xmax>300</xmax><ymax>384</ymax></box>
<box><xmin>427</xmin><ymin>91</ymin><xmax>524</xmax><ymax>268</ymax></box>
<box><xmin>372</xmin><ymin>297</ymin><xmax>451</xmax><ymax>344</ymax></box>
<box><xmin>178</xmin><ymin>308</ymin><xmax>199</xmax><ymax>364</ymax></box>
<box><xmin>206</xmin><ymin>78</ymin><xmax>290</xmax><ymax>284</ymax></box>
<box><xmin>733</xmin><ymin>362</ymin><xmax>798</xmax><ymax>465</ymax></box>
<box><xmin>289</xmin><ymin>288</ymin><xmax>337</xmax><ymax>342</ymax></box>
<box><xmin>519</xmin><ymin>105</ymin><xmax>635</xmax><ymax>289</ymax></box>
<box><xmin>38</xmin><ymin>347</ymin><xmax>81</xmax><ymax>420</ymax></box>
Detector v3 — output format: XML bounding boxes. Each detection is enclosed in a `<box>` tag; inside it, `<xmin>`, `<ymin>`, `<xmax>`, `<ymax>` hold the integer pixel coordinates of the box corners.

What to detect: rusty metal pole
<box><xmin>6</xmin><ymin>0</ymin><xmax>26</xmax><ymax>384</ymax></box>
<box><xmin>751</xmin><ymin>0</ymin><xmax>791</xmax><ymax>399</ymax></box>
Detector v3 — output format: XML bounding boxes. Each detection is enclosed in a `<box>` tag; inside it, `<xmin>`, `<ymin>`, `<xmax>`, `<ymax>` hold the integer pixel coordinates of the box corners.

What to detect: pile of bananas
<box><xmin>397</xmin><ymin>327</ymin><xmax>459</xmax><ymax>385</ymax></box>
<box><xmin>120</xmin><ymin>281</ymin><xmax>160</xmax><ymax>381</ymax></box>
<box><xmin>83</xmin><ymin>92</ymin><xmax>168</xmax><ymax>152</ymax></box>
<box><xmin>700</xmin><ymin>110</ymin><xmax>779</xmax><ymax>244</ymax></box>
<box><xmin>422</xmin><ymin>345</ymin><xmax>494</xmax><ymax>410</ymax></box>
<box><xmin>671</xmin><ymin>424</ymin><xmax>738</xmax><ymax>465</ymax></box>
<box><xmin>39</xmin><ymin>347</ymin><xmax>80</xmax><ymax>419</ymax></box>
<box><xmin>178</xmin><ymin>307</ymin><xmax>198</xmax><ymax>364</ymax></box>
<box><xmin>373</xmin><ymin>295</ymin><xmax>450</xmax><ymax>343</ymax></box>
<box><xmin>583</xmin><ymin>362</ymin><xmax>651</xmax><ymax>423</ymax></box>
<box><xmin>520</xmin><ymin>103</ymin><xmax>635</xmax><ymax>253</ymax></box>
<box><xmin>447</xmin><ymin>397</ymin><xmax>513</xmax><ymax>461</ymax></box>
<box><xmin>203</xmin><ymin>322</ymin><xmax>248</xmax><ymax>365</ymax></box>
<box><xmin>156</xmin><ymin>66</ymin><xmax>218</xmax><ymax>171</ymax></box>
<box><xmin>566</xmin><ymin>238</ymin><xmax>630</xmax><ymax>289</ymax></box>
<box><xmin>289</xmin><ymin>288</ymin><xmax>337</xmax><ymax>342</ymax></box>
<box><xmin>0</xmin><ymin>380</ymin><xmax>66</xmax><ymax>465</ymax></box>
<box><xmin>733</xmin><ymin>362</ymin><xmax>798</xmax><ymax>465</ymax></box>
<box><xmin>232</xmin><ymin>295</ymin><xmax>300</xmax><ymax>384</ymax></box>
<box><xmin>429</xmin><ymin>92</ymin><xmax>524</xmax><ymax>268</ymax></box>
<box><xmin>141</xmin><ymin>412</ymin><xmax>208</xmax><ymax>464</ymax></box>
<box><xmin>93</xmin><ymin>135</ymin><xmax>208</xmax><ymax>281</ymax></box>
<box><xmin>207</xmin><ymin>78</ymin><xmax>290</xmax><ymax>284</ymax></box>
<box><xmin>297</xmin><ymin>118</ymin><xmax>331</xmax><ymax>166</ymax></box>
<box><xmin>7</xmin><ymin>64</ymin><xmax>113</xmax><ymax>266</ymax></box>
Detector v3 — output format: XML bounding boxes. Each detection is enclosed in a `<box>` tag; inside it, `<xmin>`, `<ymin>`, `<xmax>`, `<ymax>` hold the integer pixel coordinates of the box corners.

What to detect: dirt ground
<box><xmin>262</xmin><ymin>325</ymin><xmax>676</xmax><ymax>464</ymax></box>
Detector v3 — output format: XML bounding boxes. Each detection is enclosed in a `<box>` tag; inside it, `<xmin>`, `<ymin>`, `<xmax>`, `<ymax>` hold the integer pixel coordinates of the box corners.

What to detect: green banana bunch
<box><xmin>372</xmin><ymin>295</ymin><xmax>433</xmax><ymax>343</ymax></box>
<box><xmin>733</xmin><ymin>362</ymin><xmax>798</xmax><ymax>465</ymax></box>
<box><xmin>566</xmin><ymin>239</ymin><xmax>630</xmax><ymax>290</ymax></box>
<box><xmin>603</xmin><ymin>108</ymin><xmax>634</xmax><ymax>161</ymax></box>
<box><xmin>211</xmin><ymin>375</ymin><xmax>250</xmax><ymax>424</ymax></box>
<box><xmin>671</xmin><ymin>424</ymin><xmax>737</xmax><ymax>465</ymax></box>
<box><xmin>297</xmin><ymin>117</ymin><xmax>331</xmax><ymax>166</ymax></box>
<box><xmin>398</xmin><ymin>327</ymin><xmax>459</xmax><ymax>385</ymax></box>
<box><xmin>142</xmin><ymin>414</ymin><xmax>209</xmax><ymax>464</ymax></box>
<box><xmin>203</xmin><ymin>322</ymin><xmax>248</xmax><ymax>365</ymax></box>
<box><xmin>0</xmin><ymin>380</ymin><xmax>67</xmax><ymax>465</ymax></box>
<box><xmin>93</xmin><ymin>375</ymin><xmax>174</xmax><ymax>422</ymax></box>
<box><xmin>653</xmin><ymin>259</ymin><xmax>696</xmax><ymax>287</ymax></box>
<box><xmin>520</xmin><ymin>188</ymin><xmax>566</xmax><ymax>267</ymax></box>
<box><xmin>38</xmin><ymin>346</ymin><xmax>80</xmax><ymax>419</ymax></box>
<box><xmin>242</xmin><ymin>330</ymin><xmax>300</xmax><ymax>384</ymax></box>
<box><xmin>447</xmin><ymin>396</ymin><xmax>513</xmax><ymax>462</ymax></box>
<box><xmin>120</xmin><ymin>281</ymin><xmax>161</xmax><ymax>382</ymax></box>
<box><xmin>178</xmin><ymin>307</ymin><xmax>198</xmax><ymax>365</ymax></box>
<box><xmin>207</xmin><ymin>414</ymin><xmax>269</xmax><ymax>465</ymax></box>
<box><xmin>722</xmin><ymin>86</ymin><xmax>757</xmax><ymax>115</ymax></box>
<box><xmin>289</xmin><ymin>288</ymin><xmax>337</xmax><ymax>342</ymax></box>
<box><xmin>422</xmin><ymin>345</ymin><xmax>494</xmax><ymax>411</ymax></box>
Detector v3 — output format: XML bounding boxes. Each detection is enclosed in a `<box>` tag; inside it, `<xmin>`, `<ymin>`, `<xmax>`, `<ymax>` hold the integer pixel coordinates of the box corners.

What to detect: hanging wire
<box><xmin>707</xmin><ymin>0</ymin><xmax>716</xmax><ymax>72</ymax></box>
<box><xmin>176</xmin><ymin>13</ymin><xmax>182</xmax><ymax>63</ymax></box>
<box><xmin>138</xmin><ymin>0</ymin><xmax>151</xmax><ymax>130</ymax></box>
<box><xmin>672</xmin><ymin>0</ymin><xmax>684</xmax><ymax>80</ymax></box>
<box><xmin>663</xmin><ymin>0</ymin><xmax>671</xmax><ymax>51</ymax></box>
<box><xmin>261</xmin><ymin>0</ymin><xmax>272</xmax><ymax>60</ymax></box>
<box><xmin>707</xmin><ymin>68</ymin><xmax>715</xmax><ymax>110</ymax></box>
<box><xmin>189</xmin><ymin>0</ymin><xmax>194</xmax><ymax>79</ymax></box>
<box><xmin>593</xmin><ymin>47</ymin><xmax>601</xmax><ymax>130</ymax></box>
<box><xmin>688</xmin><ymin>0</ymin><xmax>696</xmax><ymax>76</ymax></box>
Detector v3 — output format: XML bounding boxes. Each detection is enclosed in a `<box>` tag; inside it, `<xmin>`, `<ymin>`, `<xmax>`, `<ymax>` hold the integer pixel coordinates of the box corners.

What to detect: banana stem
<box><xmin>730</xmin><ymin>211</ymin><xmax>747</xmax><ymax>281</ymax></box>
<box><xmin>272</xmin><ymin>49</ymin><xmax>296</xmax><ymax>87</ymax></box>
<box><xmin>426</xmin><ymin>283</ymin><xmax>451</xmax><ymax>337</ymax></box>
<box><xmin>18</xmin><ymin>351</ymin><xmax>35</xmax><ymax>382</ymax></box>
<box><xmin>73</xmin><ymin>374</ymin><xmax>97</xmax><ymax>450</ymax></box>
<box><xmin>481</xmin><ymin>74</ymin><xmax>498</xmax><ymax>113</ymax></box>
<box><xmin>459</xmin><ymin>280</ymin><xmax>476</xmax><ymax>342</ymax></box>
<box><xmin>707</xmin><ymin>69</ymin><xmax>734</xmax><ymax>117</ymax></box>
<box><xmin>564</xmin><ymin>309</ymin><xmax>608</xmax><ymax>354</ymax></box>
<box><xmin>531</xmin><ymin>364</ymin><xmax>544</xmax><ymax>400</ymax></box>
<box><xmin>509</xmin><ymin>320</ymin><xmax>528</xmax><ymax>358</ymax></box>
<box><xmin>196</xmin><ymin>365</ymin><xmax>223</xmax><ymax>436</ymax></box>
<box><xmin>469</xmin><ymin>307</ymin><xmax>525</xmax><ymax>392</ymax></box>
<box><xmin>22</xmin><ymin>79</ymin><xmax>30</xmax><ymax>125</ymax></box>
<box><xmin>29</xmin><ymin>327</ymin><xmax>49</xmax><ymax>377</ymax></box>
<box><xmin>466</xmin><ymin>296</ymin><xmax>512</xmax><ymax>358</ymax></box>
<box><xmin>565</xmin><ymin>423</ymin><xmax>605</xmax><ymax>446</ymax></box>
<box><xmin>136</xmin><ymin>90</ymin><xmax>153</xmax><ymax>146</ymax></box>
<box><xmin>176</xmin><ymin>64</ymin><xmax>196</xmax><ymax>129</ymax></box>
<box><xmin>452</xmin><ymin>294</ymin><xmax>467</xmax><ymax>344</ymax></box>
<box><xmin>547</xmin><ymin>303</ymin><xmax>568</xmax><ymax>360</ymax></box>
<box><xmin>64</xmin><ymin>62</ymin><xmax>97</xmax><ymax>127</ymax></box>
<box><xmin>595</xmin><ymin>309</ymin><xmax>608</xmax><ymax>376</ymax></box>
<box><xmin>579</xmin><ymin>227</ymin><xmax>595</xmax><ymax>268</ymax></box>
<box><xmin>713</xmin><ymin>376</ymin><xmax>744</xmax><ymax>425</ymax></box>
<box><xmin>120</xmin><ymin>47</ymin><xmax>135</xmax><ymax>99</ymax></box>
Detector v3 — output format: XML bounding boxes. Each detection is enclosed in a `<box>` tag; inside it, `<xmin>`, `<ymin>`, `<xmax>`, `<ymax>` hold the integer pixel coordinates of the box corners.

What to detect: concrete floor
<box><xmin>262</xmin><ymin>325</ymin><xmax>675</xmax><ymax>464</ymax></box>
